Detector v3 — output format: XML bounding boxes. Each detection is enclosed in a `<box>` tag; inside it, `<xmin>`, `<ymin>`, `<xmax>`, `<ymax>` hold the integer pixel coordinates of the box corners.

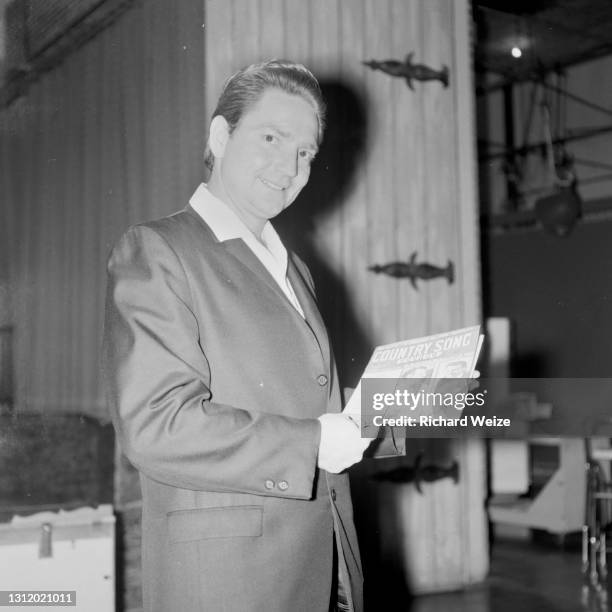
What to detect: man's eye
<box><xmin>299</xmin><ymin>150</ymin><xmax>315</xmax><ymax>161</ymax></box>
<box><xmin>264</xmin><ymin>134</ymin><xmax>277</xmax><ymax>143</ymax></box>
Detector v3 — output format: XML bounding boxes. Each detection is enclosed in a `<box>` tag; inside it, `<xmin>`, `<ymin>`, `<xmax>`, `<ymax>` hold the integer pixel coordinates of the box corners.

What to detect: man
<box><xmin>103</xmin><ymin>60</ymin><xmax>374</xmax><ymax>612</ymax></box>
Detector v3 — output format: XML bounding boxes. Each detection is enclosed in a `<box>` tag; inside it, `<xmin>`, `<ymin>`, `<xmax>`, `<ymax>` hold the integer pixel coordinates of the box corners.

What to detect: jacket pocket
<box><xmin>167</xmin><ymin>505</ymin><xmax>263</xmax><ymax>542</ymax></box>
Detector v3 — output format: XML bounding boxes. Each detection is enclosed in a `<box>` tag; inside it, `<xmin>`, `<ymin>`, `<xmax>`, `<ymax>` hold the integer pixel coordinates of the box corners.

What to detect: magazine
<box><xmin>344</xmin><ymin>325</ymin><xmax>484</xmax><ymax>420</ymax></box>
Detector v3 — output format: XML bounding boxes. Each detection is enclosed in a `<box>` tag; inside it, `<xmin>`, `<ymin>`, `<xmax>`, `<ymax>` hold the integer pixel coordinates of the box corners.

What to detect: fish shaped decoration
<box><xmin>372</xmin><ymin>453</ymin><xmax>459</xmax><ymax>494</ymax></box>
<box><xmin>369</xmin><ymin>251</ymin><xmax>454</xmax><ymax>289</ymax></box>
<box><xmin>362</xmin><ymin>52</ymin><xmax>449</xmax><ymax>89</ymax></box>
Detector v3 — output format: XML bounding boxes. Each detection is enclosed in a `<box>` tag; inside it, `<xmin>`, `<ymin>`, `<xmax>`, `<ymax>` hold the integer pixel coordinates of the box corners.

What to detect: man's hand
<box><xmin>317</xmin><ymin>413</ymin><xmax>372</xmax><ymax>473</ymax></box>
<box><xmin>468</xmin><ymin>370</ymin><xmax>480</xmax><ymax>392</ymax></box>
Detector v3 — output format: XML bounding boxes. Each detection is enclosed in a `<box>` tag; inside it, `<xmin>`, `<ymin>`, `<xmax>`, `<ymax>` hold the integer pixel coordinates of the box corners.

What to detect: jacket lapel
<box><xmin>287</xmin><ymin>254</ymin><xmax>331</xmax><ymax>373</ymax></box>
<box><xmin>184</xmin><ymin>205</ymin><xmax>331</xmax><ymax>373</ymax></box>
<box><xmin>221</xmin><ymin>238</ymin><xmax>289</xmax><ymax>304</ymax></box>
<box><xmin>184</xmin><ymin>205</ymin><xmax>291</xmax><ymax>305</ymax></box>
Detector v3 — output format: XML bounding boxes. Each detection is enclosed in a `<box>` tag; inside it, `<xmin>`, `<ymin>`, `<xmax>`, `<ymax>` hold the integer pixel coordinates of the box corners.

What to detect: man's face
<box><xmin>213</xmin><ymin>88</ymin><xmax>320</xmax><ymax>233</ymax></box>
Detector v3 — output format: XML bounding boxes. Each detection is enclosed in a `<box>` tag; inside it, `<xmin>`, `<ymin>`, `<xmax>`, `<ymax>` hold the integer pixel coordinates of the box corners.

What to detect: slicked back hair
<box><xmin>204</xmin><ymin>59</ymin><xmax>326</xmax><ymax>171</ymax></box>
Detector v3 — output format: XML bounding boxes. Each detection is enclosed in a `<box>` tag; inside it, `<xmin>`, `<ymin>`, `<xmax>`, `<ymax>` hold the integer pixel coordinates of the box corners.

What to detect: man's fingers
<box><xmin>317</xmin><ymin>413</ymin><xmax>373</xmax><ymax>473</ymax></box>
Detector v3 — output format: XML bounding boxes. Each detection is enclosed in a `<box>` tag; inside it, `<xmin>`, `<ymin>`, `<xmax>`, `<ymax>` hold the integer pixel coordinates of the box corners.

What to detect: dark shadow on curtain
<box><xmin>274</xmin><ymin>79</ymin><xmax>412</xmax><ymax>609</ymax></box>
<box><xmin>275</xmin><ymin>79</ymin><xmax>372</xmax><ymax>389</ymax></box>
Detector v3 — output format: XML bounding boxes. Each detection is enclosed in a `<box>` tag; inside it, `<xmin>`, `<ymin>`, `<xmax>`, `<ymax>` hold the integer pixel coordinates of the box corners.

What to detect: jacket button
<box><xmin>278</xmin><ymin>480</ymin><xmax>289</xmax><ymax>491</ymax></box>
<box><xmin>330</xmin><ymin>488</ymin><xmax>337</xmax><ymax>501</ymax></box>
<box><xmin>317</xmin><ymin>374</ymin><xmax>328</xmax><ymax>386</ymax></box>
<box><xmin>265</xmin><ymin>479</ymin><xmax>275</xmax><ymax>490</ymax></box>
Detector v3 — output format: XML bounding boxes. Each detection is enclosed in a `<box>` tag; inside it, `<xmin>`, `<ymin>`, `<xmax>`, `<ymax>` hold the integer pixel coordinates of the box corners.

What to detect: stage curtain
<box><xmin>0</xmin><ymin>0</ymin><xmax>205</xmax><ymax>418</ymax></box>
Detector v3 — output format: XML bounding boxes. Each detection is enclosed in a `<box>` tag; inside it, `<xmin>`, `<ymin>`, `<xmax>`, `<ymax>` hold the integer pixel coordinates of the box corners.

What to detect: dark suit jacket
<box><xmin>103</xmin><ymin>205</ymin><xmax>363</xmax><ymax>611</ymax></box>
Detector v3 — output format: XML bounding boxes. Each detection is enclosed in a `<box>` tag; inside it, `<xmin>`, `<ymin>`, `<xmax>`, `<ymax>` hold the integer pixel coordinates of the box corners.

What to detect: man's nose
<box><xmin>276</xmin><ymin>151</ymin><xmax>299</xmax><ymax>178</ymax></box>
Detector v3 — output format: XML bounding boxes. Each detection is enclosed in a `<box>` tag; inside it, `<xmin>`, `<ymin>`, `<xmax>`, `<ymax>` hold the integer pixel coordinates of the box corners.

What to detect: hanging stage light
<box><xmin>535</xmin><ymin>186</ymin><xmax>582</xmax><ymax>237</ymax></box>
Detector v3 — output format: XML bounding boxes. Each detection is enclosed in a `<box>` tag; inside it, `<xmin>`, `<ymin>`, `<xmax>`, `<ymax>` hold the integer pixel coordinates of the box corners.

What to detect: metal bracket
<box><xmin>362</xmin><ymin>52</ymin><xmax>449</xmax><ymax>89</ymax></box>
<box><xmin>372</xmin><ymin>453</ymin><xmax>460</xmax><ymax>494</ymax></box>
<box><xmin>369</xmin><ymin>251</ymin><xmax>454</xmax><ymax>289</ymax></box>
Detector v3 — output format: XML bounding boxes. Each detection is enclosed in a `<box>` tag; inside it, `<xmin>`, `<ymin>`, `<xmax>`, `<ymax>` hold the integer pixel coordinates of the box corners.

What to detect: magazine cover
<box><xmin>344</xmin><ymin>325</ymin><xmax>483</xmax><ymax>418</ymax></box>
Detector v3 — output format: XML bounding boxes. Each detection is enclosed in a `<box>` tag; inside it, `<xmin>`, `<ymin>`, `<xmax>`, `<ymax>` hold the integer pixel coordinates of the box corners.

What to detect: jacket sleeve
<box><xmin>342</xmin><ymin>387</ymin><xmax>406</xmax><ymax>458</ymax></box>
<box><xmin>366</xmin><ymin>430</ymin><xmax>406</xmax><ymax>458</ymax></box>
<box><xmin>102</xmin><ymin>225</ymin><xmax>321</xmax><ymax>499</ymax></box>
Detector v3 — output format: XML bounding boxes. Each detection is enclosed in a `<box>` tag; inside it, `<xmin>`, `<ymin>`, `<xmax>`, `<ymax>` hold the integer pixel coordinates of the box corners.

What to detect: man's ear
<box><xmin>208</xmin><ymin>115</ymin><xmax>230</xmax><ymax>159</ymax></box>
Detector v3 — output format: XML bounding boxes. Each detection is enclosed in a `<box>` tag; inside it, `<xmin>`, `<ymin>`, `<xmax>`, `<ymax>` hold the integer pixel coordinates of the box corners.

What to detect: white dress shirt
<box><xmin>189</xmin><ymin>183</ymin><xmax>305</xmax><ymax>318</ymax></box>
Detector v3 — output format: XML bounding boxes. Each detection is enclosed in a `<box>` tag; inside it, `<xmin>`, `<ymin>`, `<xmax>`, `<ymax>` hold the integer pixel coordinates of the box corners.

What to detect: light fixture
<box><xmin>535</xmin><ymin>101</ymin><xmax>582</xmax><ymax>237</ymax></box>
<box><xmin>535</xmin><ymin>187</ymin><xmax>582</xmax><ymax>237</ymax></box>
<box><xmin>509</xmin><ymin>14</ymin><xmax>529</xmax><ymax>60</ymax></box>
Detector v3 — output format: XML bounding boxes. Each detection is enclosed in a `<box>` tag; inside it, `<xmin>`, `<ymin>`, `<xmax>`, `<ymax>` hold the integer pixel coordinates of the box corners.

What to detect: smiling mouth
<box><xmin>259</xmin><ymin>177</ymin><xmax>286</xmax><ymax>191</ymax></box>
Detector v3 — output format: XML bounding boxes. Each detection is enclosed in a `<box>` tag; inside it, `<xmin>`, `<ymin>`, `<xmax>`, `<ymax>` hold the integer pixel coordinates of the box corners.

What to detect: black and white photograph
<box><xmin>1</xmin><ymin>1</ymin><xmax>612</xmax><ymax>611</ymax></box>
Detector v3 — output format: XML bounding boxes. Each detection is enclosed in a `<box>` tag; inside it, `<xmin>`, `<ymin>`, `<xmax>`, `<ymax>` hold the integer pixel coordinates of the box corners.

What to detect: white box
<box><xmin>0</xmin><ymin>505</ymin><xmax>115</xmax><ymax>611</ymax></box>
